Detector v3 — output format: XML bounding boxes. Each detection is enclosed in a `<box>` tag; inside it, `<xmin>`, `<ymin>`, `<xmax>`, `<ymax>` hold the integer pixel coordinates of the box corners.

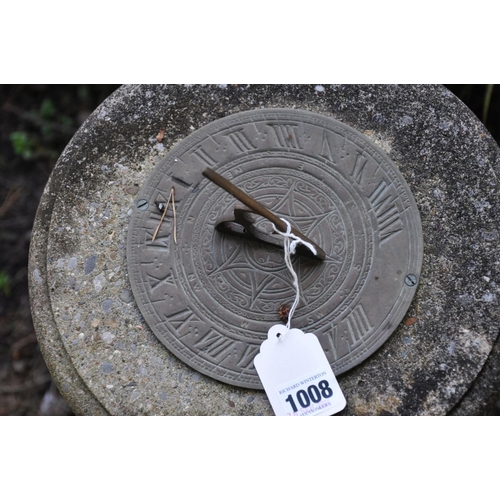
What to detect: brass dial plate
<box><xmin>127</xmin><ymin>109</ymin><xmax>423</xmax><ymax>389</ymax></box>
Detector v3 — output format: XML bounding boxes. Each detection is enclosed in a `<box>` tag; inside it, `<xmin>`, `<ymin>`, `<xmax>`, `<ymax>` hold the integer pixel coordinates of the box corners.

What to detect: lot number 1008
<box><xmin>284</xmin><ymin>380</ymin><xmax>333</xmax><ymax>413</ymax></box>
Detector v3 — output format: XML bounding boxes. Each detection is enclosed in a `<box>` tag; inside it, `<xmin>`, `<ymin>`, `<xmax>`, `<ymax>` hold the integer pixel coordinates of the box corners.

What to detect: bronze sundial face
<box><xmin>127</xmin><ymin>109</ymin><xmax>423</xmax><ymax>389</ymax></box>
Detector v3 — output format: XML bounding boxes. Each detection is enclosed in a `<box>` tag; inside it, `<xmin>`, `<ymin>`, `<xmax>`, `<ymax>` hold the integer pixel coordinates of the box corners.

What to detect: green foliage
<box><xmin>40</xmin><ymin>98</ymin><xmax>56</xmax><ymax>119</ymax></box>
<box><xmin>0</xmin><ymin>271</ymin><xmax>11</xmax><ymax>297</ymax></box>
<box><xmin>38</xmin><ymin>98</ymin><xmax>73</xmax><ymax>138</ymax></box>
<box><xmin>9</xmin><ymin>131</ymin><xmax>35</xmax><ymax>159</ymax></box>
<box><xmin>59</xmin><ymin>115</ymin><xmax>74</xmax><ymax>127</ymax></box>
<box><xmin>8</xmin><ymin>96</ymin><xmax>78</xmax><ymax>160</ymax></box>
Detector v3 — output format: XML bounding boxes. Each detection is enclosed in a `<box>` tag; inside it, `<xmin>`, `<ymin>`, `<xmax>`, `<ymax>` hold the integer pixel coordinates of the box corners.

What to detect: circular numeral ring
<box><xmin>127</xmin><ymin>109</ymin><xmax>423</xmax><ymax>389</ymax></box>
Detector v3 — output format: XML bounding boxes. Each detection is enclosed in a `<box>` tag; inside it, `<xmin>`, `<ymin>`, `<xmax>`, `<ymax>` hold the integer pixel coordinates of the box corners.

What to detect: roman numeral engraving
<box><xmin>225</xmin><ymin>128</ymin><xmax>256</xmax><ymax>154</ymax></box>
<box><xmin>319</xmin><ymin>132</ymin><xmax>370</xmax><ymax>187</ymax></box>
<box><xmin>368</xmin><ymin>179</ymin><xmax>403</xmax><ymax>243</ymax></box>
<box><xmin>350</xmin><ymin>154</ymin><xmax>368</xmax><ymax>186</ymax></box>
<box><xmin>171</xmin><ymin>176</ymin><xmax>192</xmax><ymax>188</ymax></box>
<box><xmin>236</xmin><ymin>344</ymin><xmax>259</xmax><ymax>370</ymax></box>
<box><xmin>192</xmin><ymin>330</ymin><xmax>259</xmax><ymax>371</ymax></box>
<box><xmin>320</xmin><ymin>130</ymin><xmax>335</xmax><ymax>162</ymax></box>
<box><xmin>145</xmin><ymin>234</ymin><xmax>170</xmax><ymax>249</ymax></box>
<box><xmin>268</xmin><ymin>123</ymin><xmax>302</xmax><ymax>149</ymax></box>
<box><xmin>148</xmin><ymin>272</ymin><xmax>174</xmax><ymax>290</ymax></box>
<box><xmin>192</xmin><ymin>145</ymin><xmax>216</xmax><ymax>167</ymax></box>
<box><xmin>194</xmin><ymin>330</ymin><xmax>234</xmax><ymax>361</ymax></box>
<box><xmin>324</xmin><ymin>323</ymin><xmax>344</xmax><ymax>359</ymax></box>
<box><xmin>319</xmin><ymin>130</ymin><xmax>344</xmax><ymax>164</ymax></box>
<box><xmin>164</xmin><ymin>308</ymin><xmax>197</xmax><ymax>336</ymax></box>
<box><xmin>142</xmin><ymin>232</ymin><xmax>170</xmax><ymax>252</ymax></box>
<box><xmin>324</xmin><ymin>304</ymin><xmax>373</xmax><ymax>360</ymax></box>
<box><xmin>344</xmin><ymin>303</ymin><xmax>372</xmax><ymax>345</ymax></box>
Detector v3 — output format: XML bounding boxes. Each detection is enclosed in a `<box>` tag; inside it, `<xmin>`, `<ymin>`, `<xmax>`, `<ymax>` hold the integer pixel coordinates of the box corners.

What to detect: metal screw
<box><xmin>405</xmin><ymin>274</ymin><xmax>418</xmax><ymax>287</ymax></box>
<box><xmin>136</xmin><ymin>199</ymin><xmax>149</xmax><ymax>211</ymax></box>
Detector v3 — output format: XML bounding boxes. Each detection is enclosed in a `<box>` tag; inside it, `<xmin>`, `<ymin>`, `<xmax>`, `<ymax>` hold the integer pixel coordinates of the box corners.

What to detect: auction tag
<box><xmin>254</xmin><ymin>324</ymin><xmax>346</xmax><ymax>416</ymax></box>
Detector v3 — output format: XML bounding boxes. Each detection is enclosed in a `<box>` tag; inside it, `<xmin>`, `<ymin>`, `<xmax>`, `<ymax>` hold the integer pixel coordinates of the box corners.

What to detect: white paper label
<box><xmin>254</xmin><ymin>324</ymin><xmax>346</xmax><ymax>416</ymax></box>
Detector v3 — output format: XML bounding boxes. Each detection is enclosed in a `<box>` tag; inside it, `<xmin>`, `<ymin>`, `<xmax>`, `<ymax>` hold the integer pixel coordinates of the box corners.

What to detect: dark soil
<box><xmin>0</xmin><ymin>84</ymin><xmax>498</xmax><ymax>415</ymax></box>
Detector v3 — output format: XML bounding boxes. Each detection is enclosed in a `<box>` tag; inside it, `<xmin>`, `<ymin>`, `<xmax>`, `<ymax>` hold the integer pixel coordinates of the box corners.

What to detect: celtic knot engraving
<box><xmin>183</xmin><ymin>166</ymin><xmax>356</xmax><ymax>329</ymax></box>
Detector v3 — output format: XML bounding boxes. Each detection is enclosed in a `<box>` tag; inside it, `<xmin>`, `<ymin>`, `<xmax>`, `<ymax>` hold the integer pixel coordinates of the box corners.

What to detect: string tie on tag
<box><xmin>272</xmin><ymin>218</ymin><xmax>315</xmax><ymax>331</ymax></box>
<box><xmin>274</xmin><ymin>218</ymin><xmax>317</xmax><ymax>257</ymax></box>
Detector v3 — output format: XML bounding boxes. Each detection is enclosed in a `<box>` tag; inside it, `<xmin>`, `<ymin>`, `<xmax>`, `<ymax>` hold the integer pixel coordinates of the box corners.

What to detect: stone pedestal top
<box><xmin>29</xmin><ymin>85</ymin><xmax>500</xmax><ymax>415</ymax></box>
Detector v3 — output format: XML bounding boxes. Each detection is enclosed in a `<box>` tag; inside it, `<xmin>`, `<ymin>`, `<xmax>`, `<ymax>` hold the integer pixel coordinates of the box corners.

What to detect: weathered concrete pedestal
<box><xmin>29</xmin><ymin>85</ymin><xmax>500</xmax><ymax>415</ymax></box>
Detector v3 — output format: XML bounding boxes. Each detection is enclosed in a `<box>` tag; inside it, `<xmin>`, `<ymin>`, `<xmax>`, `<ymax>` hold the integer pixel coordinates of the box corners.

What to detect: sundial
<box><xmin>127</xmin><ymin>108</ymin><xmax>423</xmax><ymax>389</ymax></box>
<box><xmin>30</xmin><ymin>85</ymin><xmax>500</xmax><ymax>415</ymax></box>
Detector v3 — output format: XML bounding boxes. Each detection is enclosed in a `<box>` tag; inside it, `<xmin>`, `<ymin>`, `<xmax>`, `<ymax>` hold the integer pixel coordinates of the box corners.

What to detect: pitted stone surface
<box><xmin>29</xmin><ymin>85</ymin><xmax>500</xmax><ymax>415</ymax></box>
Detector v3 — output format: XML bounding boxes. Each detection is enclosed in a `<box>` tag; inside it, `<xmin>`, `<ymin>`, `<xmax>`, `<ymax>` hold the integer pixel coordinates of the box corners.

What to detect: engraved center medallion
<box><xmin>127</xmin><ymin>109</ymin><xmax>423</xmax><ymax>389</ymax></box>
